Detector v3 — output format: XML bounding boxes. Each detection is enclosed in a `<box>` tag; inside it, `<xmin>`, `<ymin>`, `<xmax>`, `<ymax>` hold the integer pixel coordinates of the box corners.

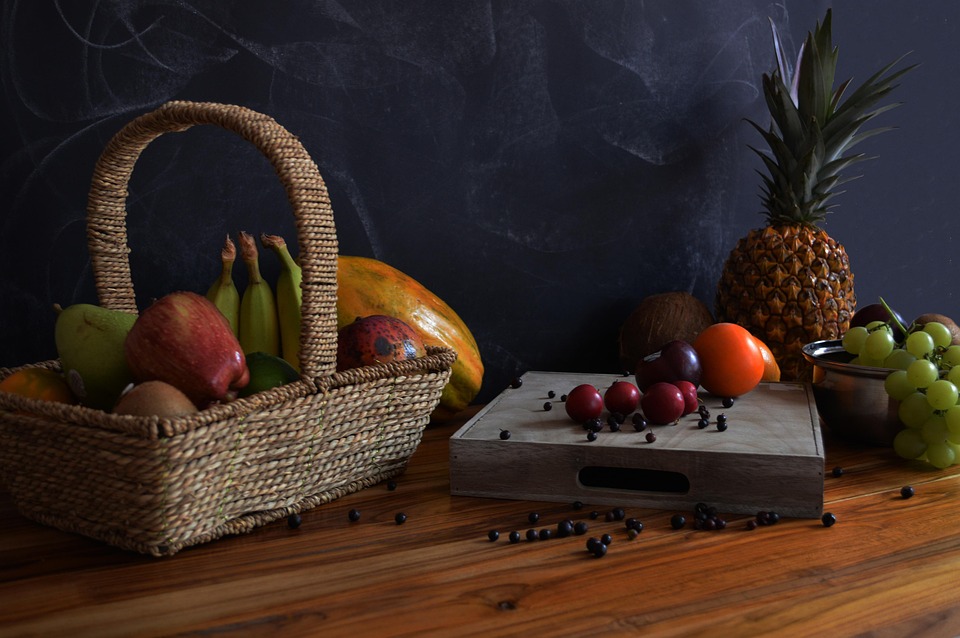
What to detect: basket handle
<box><xmin>85</xmin><ymin>100</ymin><xmax>339</xmax><ymax>380</ymax></box>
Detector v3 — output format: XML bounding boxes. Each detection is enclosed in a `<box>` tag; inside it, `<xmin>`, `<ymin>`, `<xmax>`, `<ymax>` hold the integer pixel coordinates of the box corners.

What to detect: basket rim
<box><xmin>0</xmin><ymin>345</ymin><xmax>456</xmax><ymax>440</ymax></box>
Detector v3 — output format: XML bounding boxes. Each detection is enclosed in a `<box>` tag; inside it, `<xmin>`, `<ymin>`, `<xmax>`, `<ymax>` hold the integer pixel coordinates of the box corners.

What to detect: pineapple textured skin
<box><xmin>716</xmin><ymin>224</ymin><xmax>855</xmax><ymax>381</ymax></box>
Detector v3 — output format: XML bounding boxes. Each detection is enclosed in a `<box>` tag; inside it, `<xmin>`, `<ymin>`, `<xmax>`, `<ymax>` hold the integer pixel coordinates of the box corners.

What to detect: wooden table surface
<box><xmin>3</xmin><ymin>404</ymin><xmax>960</xmax><ymax>637</ymax></box>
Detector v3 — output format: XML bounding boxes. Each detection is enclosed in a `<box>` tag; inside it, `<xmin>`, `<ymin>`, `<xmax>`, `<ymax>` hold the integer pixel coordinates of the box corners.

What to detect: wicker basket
<box><xmin>0</xmin><ymin>101</ymin><xmax>456</xmax><ymax>557</ymax></box>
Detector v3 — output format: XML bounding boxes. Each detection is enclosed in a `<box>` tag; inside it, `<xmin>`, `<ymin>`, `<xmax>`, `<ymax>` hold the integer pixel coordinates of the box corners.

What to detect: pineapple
<box><xmin>716</xmin><ymin>9</ymin><xmax>913</xmax><ymax>381</ymax></box>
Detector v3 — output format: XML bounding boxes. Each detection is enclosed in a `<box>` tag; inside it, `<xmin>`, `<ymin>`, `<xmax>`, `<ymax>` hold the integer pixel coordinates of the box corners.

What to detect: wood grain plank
<box><xmin>3</xmin><ymin>405</ymin><xmax>960</xmax><ymax>637</ymax></box>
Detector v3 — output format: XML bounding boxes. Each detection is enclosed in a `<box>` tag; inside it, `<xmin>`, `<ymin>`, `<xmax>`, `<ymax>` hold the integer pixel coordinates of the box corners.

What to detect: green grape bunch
<box><xmin>842</xmin><ymin>301</ymin><xmax>960</xmax><ymax>468</ymax></box>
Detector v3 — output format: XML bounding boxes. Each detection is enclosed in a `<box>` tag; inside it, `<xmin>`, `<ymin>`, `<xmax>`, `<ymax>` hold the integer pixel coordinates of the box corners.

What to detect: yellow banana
<box><xmin>261</xmin><ymin>233</ymin><xmax>302</xmax><ymax>371</ymax></box>
<box><xmin>205</xmin><ymin>234</ymin><xmax>241</xmax><ymax>336</ymax></box>
<box><xmin>237</xmin><ymin>230</ymin><xmax>280</xmax><ymax>356</ymax></box>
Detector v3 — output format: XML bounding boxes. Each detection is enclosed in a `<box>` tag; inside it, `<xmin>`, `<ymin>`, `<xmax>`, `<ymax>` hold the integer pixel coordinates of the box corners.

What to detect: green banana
<box><xmin>261</xmin><ymin>233</ymin><xmax>302</xmax><ymax>372</ymax></box>
<box><xmin>237</xmin><ymin>230</ymin><xmax>280</xmax><ymax>356</ymax></box>
<box><xmin>205</xmin><ymin>234</ymin><xmax>241</xmax><ymax>336</ymax></box>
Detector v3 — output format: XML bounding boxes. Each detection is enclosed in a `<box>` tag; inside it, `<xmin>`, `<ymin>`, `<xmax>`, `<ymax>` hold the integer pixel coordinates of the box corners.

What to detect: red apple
<box><xmin>124</xmin><ymin>291</ymin><xmax>249</xmax><ymax>407</ymax></box>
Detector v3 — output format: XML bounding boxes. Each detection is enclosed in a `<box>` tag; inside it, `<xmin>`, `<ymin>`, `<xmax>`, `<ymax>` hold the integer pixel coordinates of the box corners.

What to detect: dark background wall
<box><xmin>1</xmin><ymin>1</ymin><xmax>956</xmax><ymax>404</ymax></box>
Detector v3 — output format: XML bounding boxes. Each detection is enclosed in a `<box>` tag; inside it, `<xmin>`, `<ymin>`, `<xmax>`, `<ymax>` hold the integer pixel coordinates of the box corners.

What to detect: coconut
<box><xmin>618</xmin><ymin>292</ymin><xmax>714</xmax><ymax>372</ymax></box>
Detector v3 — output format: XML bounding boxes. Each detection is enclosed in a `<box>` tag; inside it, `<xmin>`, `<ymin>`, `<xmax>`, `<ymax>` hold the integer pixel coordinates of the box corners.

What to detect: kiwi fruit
<box><xmin>113</xmin><ymin>380</ymin><xmax>198</xmax><ymax>417</ymax></box>
<box><xmin>912</xmin><ymin>313</ymin><xmax>960</xmax><ymax>346</ymax></box>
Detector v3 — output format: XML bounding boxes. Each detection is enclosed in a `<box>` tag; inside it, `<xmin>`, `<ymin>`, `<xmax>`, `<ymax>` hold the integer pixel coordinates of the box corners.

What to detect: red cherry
<box><xmin>603</xmin><ymin>380</ymin><xmax>640</xmax><ymax>415</ymax></box>
<box><xmin>674</xmin><ymin>380</ymin><xmax>699</xmax><ymax>416</ymax></box>
<box><xmin>565</xmin><ymin>384</ymin><xmax>604</xmax><ymax>423</ymax></box>
<box><xmin>640</xmin><ymin>382</ymin><xmax>685</xmax><ymax>425</ymax></box>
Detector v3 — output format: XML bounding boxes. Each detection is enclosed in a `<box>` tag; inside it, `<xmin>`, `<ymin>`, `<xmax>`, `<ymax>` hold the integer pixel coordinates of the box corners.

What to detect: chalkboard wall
<box><xmin>2</xmin><ymin>1</ymin><xmax>957</xmax><ymax>405</ymax></box>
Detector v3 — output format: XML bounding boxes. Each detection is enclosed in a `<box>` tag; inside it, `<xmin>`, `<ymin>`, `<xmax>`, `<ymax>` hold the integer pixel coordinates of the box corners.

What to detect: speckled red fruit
<box><xmin>336</xmin><ymin>315</ymin><xmax>426</xmax><ymax>371</ymax></box>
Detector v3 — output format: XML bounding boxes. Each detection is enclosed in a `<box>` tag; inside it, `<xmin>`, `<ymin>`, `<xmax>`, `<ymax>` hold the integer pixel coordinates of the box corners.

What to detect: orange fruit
<box><xmin>751</xmin><ymin>336</ymin><xmax>781</xmax><ymax>382</ymax></box>
<box><xmin>0</xmin><ymin>368</ymin><xmax>77</xmax><ymax>405</ymax></box>
<box><xmin>692</xmin><ymin>323</ymin><xmax>765</xmax><ymax>398</ymax></box>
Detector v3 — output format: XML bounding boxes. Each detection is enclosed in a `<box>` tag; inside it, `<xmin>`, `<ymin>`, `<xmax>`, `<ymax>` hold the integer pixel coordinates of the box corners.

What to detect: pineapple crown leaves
<box><xmin>748</xmin><ymin>9</ymin><xmax>916</xmax><ymax>226</ymax></box>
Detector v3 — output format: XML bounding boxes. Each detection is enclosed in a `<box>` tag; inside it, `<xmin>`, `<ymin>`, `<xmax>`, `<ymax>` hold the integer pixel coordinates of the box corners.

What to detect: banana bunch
<box><xmin>237</xmin><ymin>230</ymin><xmax>280</xmax><ymax>357</ymax></box>
<box><xmin>204</xmin><ymin>231</ymin><xmax>301</xmax><ymax>369</ymax></box>
<box><xmin>206</xmin><ymin>234</ymin><xmax>240</xmax><ymax>335</ymax></box>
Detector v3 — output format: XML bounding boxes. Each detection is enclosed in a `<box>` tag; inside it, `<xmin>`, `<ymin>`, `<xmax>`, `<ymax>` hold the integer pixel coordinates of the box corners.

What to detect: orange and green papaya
<box><xmin>336</xmin><ymin>255</ymin><xmax>484</xmax><ymax>421</ymax></box>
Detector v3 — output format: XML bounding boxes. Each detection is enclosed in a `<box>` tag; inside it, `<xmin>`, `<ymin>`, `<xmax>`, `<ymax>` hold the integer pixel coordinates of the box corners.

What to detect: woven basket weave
<box><xmin>0</xmin><ymin>101</ymin><xmax>456</xmax><ymax>557</ymax></box>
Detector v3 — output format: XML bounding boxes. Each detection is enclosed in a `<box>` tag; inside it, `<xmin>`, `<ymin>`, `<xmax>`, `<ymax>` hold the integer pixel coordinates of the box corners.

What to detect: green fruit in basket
<box><xmin>54</xmin><ymin>303</ymin><xmax>137</xmax><ymax>411</ymax></box>
<box><xmin>239</xmin><ymin>352</ymin><xmax>299</xmax><ymax>398</ymax></box>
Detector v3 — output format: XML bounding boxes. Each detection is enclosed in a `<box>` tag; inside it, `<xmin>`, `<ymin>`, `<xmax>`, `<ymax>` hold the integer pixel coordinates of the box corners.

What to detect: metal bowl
<box><xmin>801</xmin><ymin>340</ymin><xmax>900</xmax><ymax>447</ymax></box>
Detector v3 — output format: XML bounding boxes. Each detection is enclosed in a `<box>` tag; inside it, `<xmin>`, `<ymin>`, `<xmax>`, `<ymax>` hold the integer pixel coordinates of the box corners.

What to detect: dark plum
<box><xmin>635</xmin><ymin>340</ymin><xmax>703</xmax><ymax>392</ymax></box>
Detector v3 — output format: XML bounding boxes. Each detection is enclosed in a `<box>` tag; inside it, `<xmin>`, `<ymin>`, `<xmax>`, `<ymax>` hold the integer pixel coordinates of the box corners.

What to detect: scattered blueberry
<box><xmin>746</xmin><ymin>519</ymin><xmax>758</xmax><ymax>531</ymax></box>
<box><xmin>560</xmin><ymin>394</ymin><xmax>568</xmax><ymax>402</ymax></box>
<box><xmin>722</xmin><ymin>397</ymin><xmax>735</xmax><ymax>408</ymax></box>
<box><xmin>510</xmin><ymin>377</ymin><xmax>523</xmax><ymax>389</ymax></box>
<box><xmin>395</xmin><ymin>512</ymin><xmax>407</xmax><ymax>525</ymax></box>
<box><xmin>539</xmin><ymin>528</ymin><xmax>553</xmax><ymax>541</ymax></box>
<box><xmin>526</xmin><ymin>529</ymin><xmax>538</xmax><ymax>542</ymax></box>
<box><xmin>572</xmin><ymin>500</ymin><xmax>584</xmax><ymax>510</ymax></box>
<box><xmin>901</xmin><ymin>485</ymin><xmax>915</xmax><ymax>499</ymax></box>
<box><xmin>600</xmin><ymin>533</ymin><xmax>613</xmax><ymax>546</ymax></box>
<box><xmin>348</xmin><ymin>508</ymin><xmax>361</xmax><ymax>522</ymax></box>
<box><xmin>543</xmin><ymin>401</ymin><xmax>553</xmax><ymax>411</ymax></box>
<box><xmin>557</xmin><ymin>520</ymin><xmax>574</xmax><ymax>538</ymax></box>
<box><xmin>586</xmin><ymin>431</ymin><xmax>598</xmax><ymax>442</ymax></box>
<box><xmin>632</xmin><ymin>414</ymin><xmax>648</xmax><ymax>431</ymax></box>
<box><xmin>716</xmin><ymin>421</ymin><xmax>728</xmax><ymax>432</ymax></box>
<box><xmin>508</xmin><ymin>531</ymin><xmax>521</xmax><ymax>544</ymax></box>
<box><xmin>387</xmin><ymin>479</ymin><xmax>398</xmax><ymax>491</ymax></box>
<box><xmin>645</xmin><ymin>431</ymin><xmax>656</xmax><ymax>443</ymax></box>
<box><xmin>717</xmin><ymin>413</ymin><xmax>727</xmax><ymax>426</ymax></box>
<box><xmin>287</xmin><ymin>513</ymin><xmax>302</xmax><ymax>529</ymax></box>
<box><xmin>499</xmin><ymin>429</ymin><xmax>511</xmax><ymax>440</ymax></box>
<box><xmin>627</xmin><ymin>528</ymin><xmax>640</xmax><ymax>540</ymax></box>
<box><xmin>528</xmin><ymin>512</ymin><xmax>540</xmax><ymax>524</ymax></box>
<box><xmin>586</xmin><ymin>537</ymin><xmax>607</xmax><ymax>558</ymax></box>
<box><xmin>670</xmin><ymin>514</ymin><xmax>687</xmax><ymax>530</ymax></box>
<box><xmin>612</xmin><ymin>507</ymin><xmax>626</xmax><ymax>521</ymax></box>
<box><xmin>589</xmin><ymin>511</ymin><xmax>600</xmax><ymax>520</ymax></box>
<box><xmin>548</xmin><ymin>390</ymin><xmax>556</xmax><ymax>398</ymax></box>
<box><xmin>821</xmin><ymin>512</ymin><xmax>837</xmax><ymax>527</ymax></box>
<box><xmin>488</xmin><ymin>530</ymin><xmax>500</xmax><ymax>542</ymax></box>
<box><xmin>574</xmin><ymin>521</ymin><xmax>589</xmax><ymax>535</ymax></box>
<box><xmin>832</xmin><ymin>466</ymin><xmax>844</xmax><ymax>478</ymax></box>
<box><xmin>697</xmin><ymin>418</ymin><xmax>710</xmax><ymax>429</ymax></box>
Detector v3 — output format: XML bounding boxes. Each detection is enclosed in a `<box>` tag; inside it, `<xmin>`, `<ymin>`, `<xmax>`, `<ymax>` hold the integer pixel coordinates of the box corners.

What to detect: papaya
<box><xmin>336</xmin><ymin>256</ymin><xmax>483</xmax><ymax>421</ymax></box>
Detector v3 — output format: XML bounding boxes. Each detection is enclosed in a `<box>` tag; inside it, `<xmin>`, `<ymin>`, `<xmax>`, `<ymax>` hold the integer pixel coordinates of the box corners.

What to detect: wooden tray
<box><xmin>449</xmin><ymin>372</ymin><xmax>824</xmax><ymax>518</ymax></box>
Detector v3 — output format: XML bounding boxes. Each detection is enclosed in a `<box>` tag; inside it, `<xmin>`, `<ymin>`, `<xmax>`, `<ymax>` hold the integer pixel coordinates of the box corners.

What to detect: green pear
<box><xmin>55</xmin><ymin>303</ymin><xmax>137</xmax><ymax>411</ymax></box>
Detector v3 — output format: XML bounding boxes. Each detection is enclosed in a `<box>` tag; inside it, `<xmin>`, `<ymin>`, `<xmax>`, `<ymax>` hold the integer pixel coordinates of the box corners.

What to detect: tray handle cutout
<box><xmin>578</xmin><ymin>466</ymin><xmax>690</xmax><ymax>494</ymax></box>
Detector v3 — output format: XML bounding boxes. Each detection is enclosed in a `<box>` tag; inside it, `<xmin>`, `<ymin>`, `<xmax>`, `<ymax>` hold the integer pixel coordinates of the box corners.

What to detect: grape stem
<box><xmin>878</xmin><ymin>296</ymin><xmax>910</xmax><ymax>341</ymax></box>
